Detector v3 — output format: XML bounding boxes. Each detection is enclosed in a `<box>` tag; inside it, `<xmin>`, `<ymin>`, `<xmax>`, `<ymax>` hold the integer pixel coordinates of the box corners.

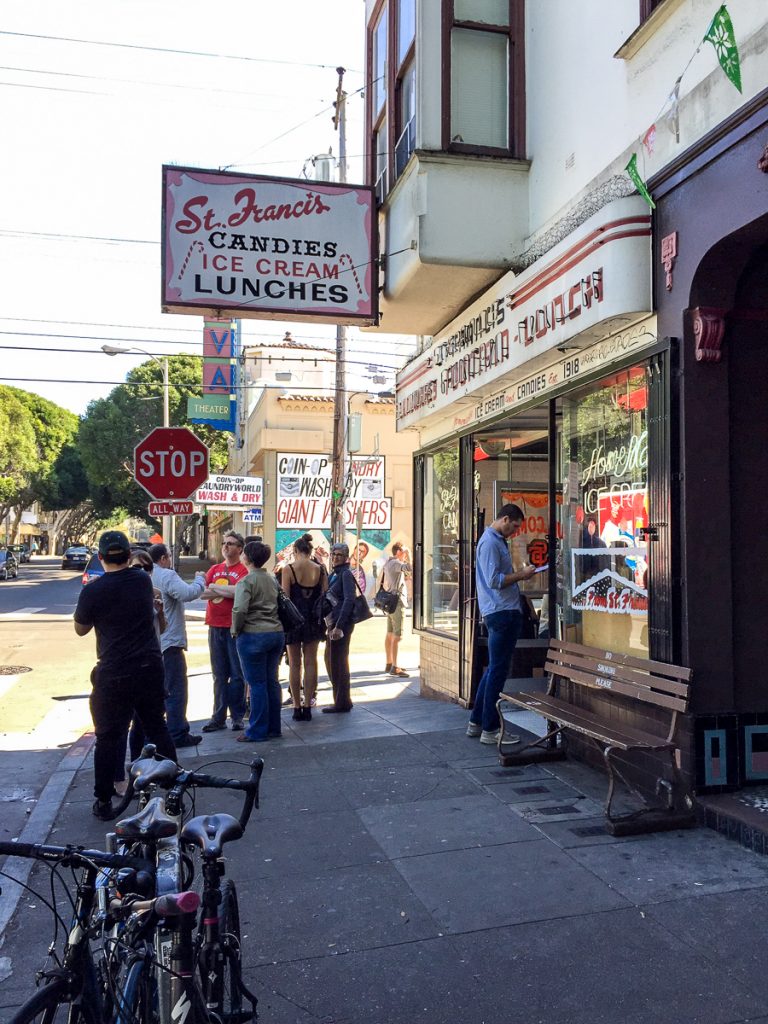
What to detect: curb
<box><xmin>0</xmin><ymin>731</ymin><xmax>95</xmax><ymax>942</ymax></box>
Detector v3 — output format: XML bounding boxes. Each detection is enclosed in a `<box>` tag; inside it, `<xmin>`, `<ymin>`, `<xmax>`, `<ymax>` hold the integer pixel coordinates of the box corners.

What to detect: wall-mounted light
<box><xmin>275</xmin><ymin>371</ymin><xmax>292</xmax><ymax>382</ymax></box>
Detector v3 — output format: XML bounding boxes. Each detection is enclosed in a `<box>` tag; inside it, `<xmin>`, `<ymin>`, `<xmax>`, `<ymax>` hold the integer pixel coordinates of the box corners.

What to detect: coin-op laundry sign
<box><xmin>276</xmin><ymin>452</ymin><xmax>391</xmax><ymax>529</ymax></box>
<box><xmin>134</xmin><ymin>428</ymin><xmax>210</xmax><ymax>500</ymax></box>
<box><xmin>195</xmin><ymin>475</ymin><xmax>263</xmax><ymax>507</ymax></box>
<box><xmin>161</xmin><ymin>166</ymin><xmax>378</xmax><ymax>326</ymax></box>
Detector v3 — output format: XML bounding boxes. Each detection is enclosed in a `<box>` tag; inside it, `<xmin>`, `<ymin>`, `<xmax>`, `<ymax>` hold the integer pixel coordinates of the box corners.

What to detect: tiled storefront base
<box><xmin>418</xmin><ymin>632</ymin><xmax>461</xmax><ymax>704</ymax></box>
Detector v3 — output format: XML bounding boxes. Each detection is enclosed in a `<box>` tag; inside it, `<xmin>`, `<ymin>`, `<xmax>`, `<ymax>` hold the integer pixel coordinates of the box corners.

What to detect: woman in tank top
<box><xmin>281</xmin><ymin>533</ymin><xmax>327</xmax><ymax>720</ymax></box>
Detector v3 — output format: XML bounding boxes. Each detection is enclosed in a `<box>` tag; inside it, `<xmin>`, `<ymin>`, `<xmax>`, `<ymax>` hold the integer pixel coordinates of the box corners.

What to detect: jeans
<box><xmin>163</xmin><ymin>646</ymin><xmax>191</xmax><ymax>741</ymax></box>
<box><xmin>90</xmin><ymin>658</ymin><xmax>176</xmax><ymax>802</ymax></box>
<box><xmin>236</xmin><ymin>631</ymin><xmax>284</xmax><ymax>741</ymax></box>
<box><xmin>470</xmin><ymin>610</ymin><xmax>523</xmax><ymax>733</ymax></box>
<box><xmin>208</xmin><ymin>626</ymin><xmax>246</xmax><ymax>725</ymax></box>
<box><xmin>324</xmin><ymin>628</ymin><xmax>354</xmax><ymax>710</ymax></box>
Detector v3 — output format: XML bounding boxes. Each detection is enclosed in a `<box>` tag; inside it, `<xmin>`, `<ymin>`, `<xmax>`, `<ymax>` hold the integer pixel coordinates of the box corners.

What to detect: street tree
<box><xmin>79</xmin><ymin>355</ymin><xmax>230</xmax><ymax>522</ymax></box>
<box><xmin>0</xmin><ymin>385</ymin><xmax>80</xmax><ymax>539</ymax></box>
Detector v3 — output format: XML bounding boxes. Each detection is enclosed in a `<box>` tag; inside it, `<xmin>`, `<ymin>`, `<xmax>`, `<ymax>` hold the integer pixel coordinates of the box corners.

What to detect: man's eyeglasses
<box><xmin>222</xmin><ymin>541</ymin><xmax>240</xmax><ymax>547</ymax></box>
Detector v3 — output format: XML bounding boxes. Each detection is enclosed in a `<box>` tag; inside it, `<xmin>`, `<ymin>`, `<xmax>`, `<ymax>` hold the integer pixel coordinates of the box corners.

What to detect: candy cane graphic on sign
<box><xmin>177</xmin><ymin>241</ymin><xmax>204</xmax><ymax>282</ymax></box>
<box><xmin>339</xmin><ymin>253</ymin><xmax>363</xmax><ymax>296</ymax></box>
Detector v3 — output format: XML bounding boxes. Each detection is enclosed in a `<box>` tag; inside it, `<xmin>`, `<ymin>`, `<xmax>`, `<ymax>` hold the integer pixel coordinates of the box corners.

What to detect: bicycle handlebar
<box><xmin>0</xmin><ymin>841</ymin><xmax>154</xmax><ymax>874</ymax></box>
<box><xmin>132</xmin><ymin>755</ymin><xmax>264</xmax><ymax>831</ymax></box>
<box><xmin>110</xmin><ymin>889</ymin><xmax>200</xmax><ymax>918</ymax></box>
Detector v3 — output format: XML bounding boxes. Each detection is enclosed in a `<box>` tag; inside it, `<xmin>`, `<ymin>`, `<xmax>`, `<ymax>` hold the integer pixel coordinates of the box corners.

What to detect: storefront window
<box><xmin>558</xmin><ymin>366</ymin><xmax>650</xmax><ymax>657</ymax></box>
<box><xmin>423</xmin><ymin>445</ymin><xmax>459</xmax><ymax>634</ymax></box>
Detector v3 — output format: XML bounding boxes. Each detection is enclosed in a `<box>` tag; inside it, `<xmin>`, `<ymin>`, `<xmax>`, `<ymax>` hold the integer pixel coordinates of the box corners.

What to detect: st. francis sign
<box><xmin>162</xmin><ymin>166</ymin><xmax>378</xmax><ymax>326</ymax></box>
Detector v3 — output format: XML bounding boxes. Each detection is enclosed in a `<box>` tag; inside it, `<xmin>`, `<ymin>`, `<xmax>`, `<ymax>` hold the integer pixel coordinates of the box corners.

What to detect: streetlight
<box><xmin>101</xmin><ymin>344</ymin><xmax>172</xmax><ymax>555</ymax></box>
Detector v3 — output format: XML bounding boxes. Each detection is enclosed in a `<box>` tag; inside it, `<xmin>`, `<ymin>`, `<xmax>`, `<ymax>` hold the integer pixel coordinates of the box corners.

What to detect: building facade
<box><xmin>366</xmin><ymin>0</ymin><xmax>768</xmax><ymax>795</ymax></box>
<box><xmin>214</xmin><ymin>343</ymin><xmax>414</xmax><ymax>594</ymax></box>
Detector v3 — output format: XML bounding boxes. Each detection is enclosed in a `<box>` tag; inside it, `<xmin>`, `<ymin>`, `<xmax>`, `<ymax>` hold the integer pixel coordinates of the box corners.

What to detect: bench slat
<box><xmin>501</xmin><ymin>692</ymin><xmax>673</xmax><ymax>750</ymax></box>
<box><xmin>547</xmin><ymin>651</ymin><xmax>690</xmax><ymax>701</ymax></box>
<box><xmin>544</xmin><ymin>660</ymin><xmax>688</xmax><ymax>713</ymax></box>
<box><xmin>551</xmin><ymin>638</ymin><xmax>691</xmax><ymax>682</ymax></box>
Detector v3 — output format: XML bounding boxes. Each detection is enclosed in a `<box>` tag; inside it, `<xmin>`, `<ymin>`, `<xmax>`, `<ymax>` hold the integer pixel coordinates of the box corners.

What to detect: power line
<box><xmin>0</xmin><ymin>377</ymin><xmax>394</xmax><ymax>394</ymax></box>
<box><xmin>0</xmin><ymin>30</ymin><xmax>364</xmax><ymax>72</ymax></box>
<box><xmin>0</xmin><ymin>342</ymin><xmax>402</xmax><ymax>372</ymax></box>
<box><xmin>0</xmin><ymin>31</ymin><xmax>363</xmax><ymax>73</ymax></box>
<box><xmin>0</xmin><ymin>64</ymin><xmax>330</xmax><ymax>101</ymax></box>
<box><xmin>0</xmin><ymin>315</ymin><xmax>417</xmax><ymax>348</ymax></box>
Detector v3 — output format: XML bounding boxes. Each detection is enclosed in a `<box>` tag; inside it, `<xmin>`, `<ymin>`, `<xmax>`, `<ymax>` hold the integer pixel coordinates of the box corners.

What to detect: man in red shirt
<box><xmin>201</xmin><ymin>531</ymin><xmax>249</xmax><ymax>732</ymax></box>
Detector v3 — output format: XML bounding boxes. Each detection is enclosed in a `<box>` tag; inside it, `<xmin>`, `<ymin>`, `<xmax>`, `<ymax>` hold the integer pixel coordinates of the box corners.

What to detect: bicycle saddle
<box><xmin>181</xmin><ymin>814</ymin><xmax>243</xmax><ymax>858</ymax></box>
<box><xmin>116</xmin><ymin>797</ymin><xmax>178</xmax><ymax>841</ymax></box>
<box><xmin>131</xmin><ymin>756</ymin><xmax>180</xmax><ymax>791</ymax></box>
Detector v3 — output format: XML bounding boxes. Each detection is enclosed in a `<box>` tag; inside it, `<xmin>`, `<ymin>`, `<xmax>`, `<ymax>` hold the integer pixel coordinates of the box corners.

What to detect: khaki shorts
<box><xmin>386</xmin><ymin>601</ymin><xmax>403</xmax><ymax>638</ymax></box>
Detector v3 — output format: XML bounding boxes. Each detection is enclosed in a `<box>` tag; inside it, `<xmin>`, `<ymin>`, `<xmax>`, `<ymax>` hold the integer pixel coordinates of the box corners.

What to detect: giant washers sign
<box><xmin>162</xmin><ymin>166</ymin><xmax>378</xmax><ymax>326</ymax></box>
<box><xmin>396</xmin><ymin>196</ymin><xmax>652</xmax><ymax>430</ymax></box>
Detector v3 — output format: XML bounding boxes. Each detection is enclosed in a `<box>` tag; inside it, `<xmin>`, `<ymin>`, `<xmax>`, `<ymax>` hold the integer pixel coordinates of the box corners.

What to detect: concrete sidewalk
<box><xmin>3</xmin><ymin>675</ymin><xmax>768</xmax><ymax>1022</ymax></box>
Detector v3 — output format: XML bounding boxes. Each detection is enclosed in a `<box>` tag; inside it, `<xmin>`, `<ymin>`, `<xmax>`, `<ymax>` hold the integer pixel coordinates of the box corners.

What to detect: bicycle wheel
<box><xmin>220</xmin><ymin>879</ymin><xmax>244</xmax><ymax>1022</ymax></box>
<box><xmin>110</xmin><ymin>957</ymin><xmax>152</xmax><ymax>1024</ymax></box>
<box><xmin>8</xmin><ymin>978</ymin><xmax>100</xmax><ymax>1023</ymax></box>
<box><xmin>212</xmin><ymin>879</ymin><xmax>256</xmax><ymax>1023</ymax></box>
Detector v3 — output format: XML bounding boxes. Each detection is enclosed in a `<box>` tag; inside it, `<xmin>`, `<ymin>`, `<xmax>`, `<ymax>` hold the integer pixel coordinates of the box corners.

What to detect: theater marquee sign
<box><xmin>162</xmin><ymin>166</ymin><xmax>377</xmax><ymax>326</ymax></box>
<box><xmin>396</xmin><ymin>197</ymin><xmax>652</xmax><ymax>430</ymax></box>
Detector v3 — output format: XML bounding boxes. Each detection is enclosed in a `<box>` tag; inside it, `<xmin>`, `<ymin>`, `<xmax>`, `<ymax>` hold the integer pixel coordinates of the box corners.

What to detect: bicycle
<box><xmin>0</xmin><ymin>841</ymin><xmax>191</xmax><ymax>1023</ymax></box>
<box><xmin>108</xmin><ymin>749</ymin><xmax>264</xmax><ymax>1022</ymax></box>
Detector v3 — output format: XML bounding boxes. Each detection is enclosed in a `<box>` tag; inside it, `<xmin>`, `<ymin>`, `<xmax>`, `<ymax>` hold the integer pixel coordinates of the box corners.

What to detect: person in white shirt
<box><xmin>148</xmin><ymin>543</ymin><xmax>207</xmax><ymax>748</ymax></box>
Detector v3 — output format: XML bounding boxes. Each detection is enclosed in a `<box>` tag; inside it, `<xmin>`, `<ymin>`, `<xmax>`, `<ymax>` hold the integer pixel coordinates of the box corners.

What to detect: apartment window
<box><xmin>367</xmin><ymin>0</ymin><xmax>417</xmax><ymax>202</ymax></box>
<box><xmin>443</xmin><ymin>0</ymin><xmax>525</xmax><ymax>156</ymax></box>
<box><xmin>639</xmin><ymin>0</ymin><xmax>665</xmax><ymax>20</ymax></box>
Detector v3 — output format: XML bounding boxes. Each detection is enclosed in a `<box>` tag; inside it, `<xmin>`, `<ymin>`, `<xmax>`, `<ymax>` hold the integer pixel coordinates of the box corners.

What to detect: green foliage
<box><xmin>78</xmin><ymin>355</ymin><xmax>231</xmax><ymax>521</ymax></box>
<box><xmin>0</xmin><ymin>385</ymin><xmax>81</xmax><ymax>515</ymax></box>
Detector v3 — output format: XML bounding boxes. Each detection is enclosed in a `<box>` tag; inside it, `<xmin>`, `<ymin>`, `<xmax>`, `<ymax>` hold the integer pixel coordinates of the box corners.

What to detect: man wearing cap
<box><xmin>75</xmin><ymin>530</ymin><xmax>177</xmax><ymax>820</ymax></box>
<box><xmin>149</xmin><ymin>543</ymin><xmax>207</xmax><ymax>748</ymax></box>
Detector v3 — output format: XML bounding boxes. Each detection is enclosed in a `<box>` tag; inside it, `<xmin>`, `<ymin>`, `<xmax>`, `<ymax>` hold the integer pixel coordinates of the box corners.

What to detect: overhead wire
<box><xmin>0</xmin><ymin>30</ymin><xmax>364</xmax><ymax>73</ymax></box>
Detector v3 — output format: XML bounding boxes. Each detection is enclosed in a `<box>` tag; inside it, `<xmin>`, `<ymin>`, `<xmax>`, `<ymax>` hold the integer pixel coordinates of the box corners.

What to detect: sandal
<box><xmin>389</xmin><ymin>667</ymin><xmax>410</xmax><ymax>677</ymax></box>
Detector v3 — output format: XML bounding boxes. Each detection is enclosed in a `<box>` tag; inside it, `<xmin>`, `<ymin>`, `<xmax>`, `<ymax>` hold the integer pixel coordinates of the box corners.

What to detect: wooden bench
<box><xmin>496</xmin><ymin>639</ymin><xmax>695</xmax><ymax>835</ymax></box>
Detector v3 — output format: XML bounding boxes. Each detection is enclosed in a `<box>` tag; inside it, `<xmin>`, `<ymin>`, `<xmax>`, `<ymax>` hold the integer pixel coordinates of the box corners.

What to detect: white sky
<box><xmin>1</xmin><ymin>1</ymin><xmax>412</xmax><ymax>415</ymax></box>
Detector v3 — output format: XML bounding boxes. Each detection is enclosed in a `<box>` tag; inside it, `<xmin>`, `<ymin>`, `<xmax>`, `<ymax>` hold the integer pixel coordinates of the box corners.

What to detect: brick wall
<box><xmin>418</xmin><ymin>633</ymin><xmax>461</xmax><ymax>703</ymax></box>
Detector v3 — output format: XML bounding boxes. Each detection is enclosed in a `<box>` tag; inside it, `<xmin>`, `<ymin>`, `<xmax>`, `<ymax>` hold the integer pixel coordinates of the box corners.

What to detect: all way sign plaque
<box><xmin>148</xmin><ymin>500</ymin><xmax>195</xmax><ymax>517</ymax></box>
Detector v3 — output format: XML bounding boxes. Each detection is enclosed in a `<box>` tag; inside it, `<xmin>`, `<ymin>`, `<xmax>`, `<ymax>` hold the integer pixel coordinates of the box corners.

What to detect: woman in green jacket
<box><xmin>231</xmin><ymin>541</ymin><xmax>285</xmax><ymax>742</ymax></box>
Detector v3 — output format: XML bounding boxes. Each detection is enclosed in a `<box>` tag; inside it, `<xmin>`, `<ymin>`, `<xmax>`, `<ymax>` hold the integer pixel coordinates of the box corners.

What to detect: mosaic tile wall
<box><xmin>695</xmin><ymin>713</ymin><xmax>768</xmax><ymax>791</ymax></box>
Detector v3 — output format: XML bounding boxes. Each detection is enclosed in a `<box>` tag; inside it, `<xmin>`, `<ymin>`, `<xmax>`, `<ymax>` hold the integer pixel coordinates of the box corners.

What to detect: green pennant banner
<box><xmin>625</xmin><ymin>153</ymin><xmax>656</xmax><ymax>210</ymax></box>
<box><xmin>704</xmin><ymin>4</ymin><xmax>742</xmax><ymax>93</ymax></box>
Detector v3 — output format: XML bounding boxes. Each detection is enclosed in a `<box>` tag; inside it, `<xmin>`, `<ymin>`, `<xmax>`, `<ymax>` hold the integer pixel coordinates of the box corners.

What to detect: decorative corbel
<box><xmin>660</xmin><ymin>231</ymin><xmax>677</xmax><ymax>291</ymax></box>
<box><xmin>691</xmin><ymin>306</ymin><xmax>727</xmax><ymax>363</ymax></box>
<box><xmin>758</xmin><ymin>142</ymin><xmax>768</xmax><ymax>173</ymax></box>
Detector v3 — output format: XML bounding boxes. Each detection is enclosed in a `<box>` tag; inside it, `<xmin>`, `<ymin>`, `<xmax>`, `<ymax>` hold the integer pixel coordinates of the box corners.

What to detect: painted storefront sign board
<box><xmin>195</xmin><ymin>474</ymin><xmax>263</xmax><ymax>507</ymax></box>
<box><xmin>162</xmin><ymin>166</ymin><xmax>377</xmax><ymax>325</ymax></box>
<box><xmin>420</xmin><ymin>318</ymin><xmax>657</xmax><ymax>445</ymax></box>
<box><xmin>276</xmin><ymin>452</ymin><xmax>391</xmax><ymax>530</ymax></box>
<box><xmin>396</xmin><ymin>196</ymin><xmax>652</xmax><ymax>430</ymax></box>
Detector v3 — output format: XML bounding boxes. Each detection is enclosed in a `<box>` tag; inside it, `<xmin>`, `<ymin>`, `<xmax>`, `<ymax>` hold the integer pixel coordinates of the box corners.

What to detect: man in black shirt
<box><xmin>75</xmin><ymin>530</ymin><xmax>177</xmax><ymax>820</ymax></box>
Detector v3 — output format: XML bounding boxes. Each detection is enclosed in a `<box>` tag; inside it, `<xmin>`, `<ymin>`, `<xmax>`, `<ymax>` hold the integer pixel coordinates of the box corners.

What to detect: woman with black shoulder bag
<box><xmin>322</xmin><ymin>542</ymin><xmax>357</xmax><ymax>713</ymax></box>
<box><xmin>281</xmin><ymin>533</ymin><xmax>327</xmax><ymax>721</ymax></box>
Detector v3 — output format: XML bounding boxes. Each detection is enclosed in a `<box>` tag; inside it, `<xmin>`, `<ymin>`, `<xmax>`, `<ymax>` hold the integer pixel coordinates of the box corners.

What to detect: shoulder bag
<box><xmin>373</xmin><ymin>573</ymin><xmax>400</xmax><ymax>615</ymax></box>
<box><xmin>351</xmin><ymin>574</ymin><xmax>373</xmax><ymax>624</ymax></box>
<box><xmin>274</xmin><ymin>579</ymin><xmax>305</xmax><ymax>632</ymax></box>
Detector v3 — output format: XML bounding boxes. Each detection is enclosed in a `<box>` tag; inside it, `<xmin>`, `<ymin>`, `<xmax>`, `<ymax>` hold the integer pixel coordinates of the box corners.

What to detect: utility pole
<box><xmin>330</xmin><ymin>66</ymin><xmax>348</xmax><ymax>544</ymax></box>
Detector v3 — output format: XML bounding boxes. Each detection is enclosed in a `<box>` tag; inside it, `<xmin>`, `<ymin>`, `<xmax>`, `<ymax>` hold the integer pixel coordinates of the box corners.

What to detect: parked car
<box><xmin>8</xmin><ymin>543</ymin><xmax>30</xmax><ymax>563</ymax></box>
<box><xmin>61</xmin><ymin>546</ymin><xmax>90</xmax><ymax>570</ymax></box>
<box><xmin>0</xmin><ymin>549</ymin><xmax>19</xmax><ymax>581</ymax></box>
<box><xmin>81</xmin><ymin>553</ymin><xmax>105</xmax><ymax>586</ymax></box>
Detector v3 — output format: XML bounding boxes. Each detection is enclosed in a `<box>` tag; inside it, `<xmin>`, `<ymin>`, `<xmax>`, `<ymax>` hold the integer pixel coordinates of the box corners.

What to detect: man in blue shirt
<box><xmin>468</xmin><ymin>504</ymin><xmax>536</xmax><ymax>744</ymax></box>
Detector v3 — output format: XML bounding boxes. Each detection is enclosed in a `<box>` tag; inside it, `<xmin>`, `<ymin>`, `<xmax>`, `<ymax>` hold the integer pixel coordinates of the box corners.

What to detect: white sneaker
<box><xmin>480</xmin><ymin>728</ymin><xmax>520</xmax><ymax>745</ymax></box>
<box><xmin>466</xmin><ymin>722</ymin><xmax>482</xmax><ymax>737</ymax></box>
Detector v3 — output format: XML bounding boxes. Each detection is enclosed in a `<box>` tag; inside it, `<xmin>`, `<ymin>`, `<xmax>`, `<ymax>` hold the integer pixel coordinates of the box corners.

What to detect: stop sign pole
<box><xmin>134</xmin><ymin>428</ymin><xmax>210</xmax><ymax>558</ymax></box>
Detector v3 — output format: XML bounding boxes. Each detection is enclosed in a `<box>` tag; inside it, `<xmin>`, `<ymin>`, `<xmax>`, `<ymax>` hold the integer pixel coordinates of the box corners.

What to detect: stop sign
<box><xmin>134</xmin><ymin>427</ymin><xmax>210</xmax><ymax>500</ymax></box>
